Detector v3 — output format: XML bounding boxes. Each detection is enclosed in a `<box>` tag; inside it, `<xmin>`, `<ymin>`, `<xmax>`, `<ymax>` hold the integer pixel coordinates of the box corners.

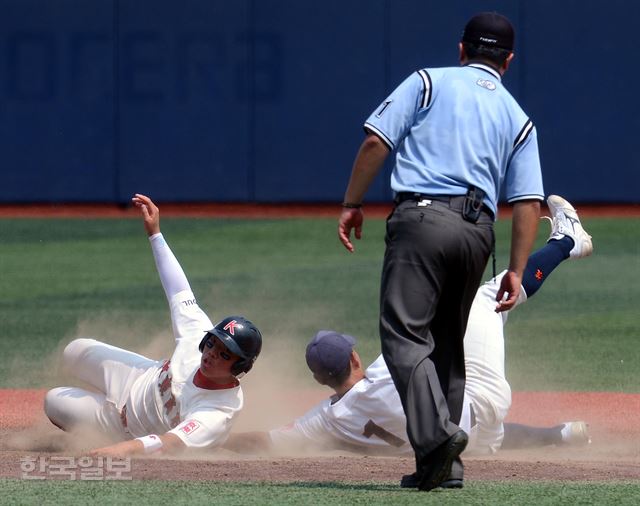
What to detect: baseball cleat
<box><xmin>545</xmin><ymin>195</ymin><xmax>593</xmax><ymax>259</ymax></box>
<box><xmin>417</xmin><ymin>430</ymin><xmax>468</xmax><ymax>491</ymax></box>
<box><xmin>400</xmin><ymin>473</ymin><xmax>463</xmax><ymax>489</ymax></box>
<box><xmin>560</xmin><ymin>421</ymin><xmax>592</xmax><ymax>445</ymax></box>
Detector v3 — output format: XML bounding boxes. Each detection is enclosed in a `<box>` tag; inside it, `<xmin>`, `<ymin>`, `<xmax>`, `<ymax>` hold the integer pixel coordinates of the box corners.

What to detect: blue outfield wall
<box><xmin>0</xmin><ymin>0</ymin><xmax>637</xmax><ymax>204</ymax></box>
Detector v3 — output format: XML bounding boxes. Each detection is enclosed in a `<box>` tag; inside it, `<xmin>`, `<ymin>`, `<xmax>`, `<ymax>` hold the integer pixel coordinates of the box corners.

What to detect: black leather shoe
<box><xmin>401</xmin><ymin>473</ymin><xmax>463</xmax><ymax>489</ymax></box>
<box><xmin>417</xmin><ymin>430</ymin><xmax>468</xmax><ymax>491</ymax></box>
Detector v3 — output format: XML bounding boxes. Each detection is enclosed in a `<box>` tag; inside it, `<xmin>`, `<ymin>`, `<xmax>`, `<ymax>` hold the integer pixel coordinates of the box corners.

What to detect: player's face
<box><xmin>200</xmin><ymin>336</ymin><xmax>239</xmax><ymax>381</ymax></box>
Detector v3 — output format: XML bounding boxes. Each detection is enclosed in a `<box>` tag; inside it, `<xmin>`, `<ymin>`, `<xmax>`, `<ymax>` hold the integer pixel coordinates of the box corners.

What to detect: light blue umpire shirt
<box><xmin>364</xmin><ymin>63</ymin><xmax>544</xmax><ymax>217</ymax></box>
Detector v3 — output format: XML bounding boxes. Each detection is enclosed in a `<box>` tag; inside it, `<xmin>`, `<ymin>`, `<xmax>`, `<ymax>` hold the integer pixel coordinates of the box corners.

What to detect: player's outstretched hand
<box><xmin>132</xmin><ymin>193</ymin><xmax>160</xmax><ymax>237</ymax></box>
<box><xmin>338</xmin><ymin>208</ymin><xmax>363</xmax><ymax>253</ymax></box>
<box><xmin>88</xmin><ymin>440</ymin><xmax>137</xmax><ymax>458</ymax></box>
<box><xmin>495</xmin><ymin>270</ymin><xmax>521</xmax><ymax>312</ymax></box>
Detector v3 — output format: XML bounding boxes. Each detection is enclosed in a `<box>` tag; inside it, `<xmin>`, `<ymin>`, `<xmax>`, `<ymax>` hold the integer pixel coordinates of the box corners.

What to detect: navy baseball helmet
<box><xmin>199</xmin><ymin>315</ymin><xmax>262</xmax><ymax>376</ymax></box>
<box><xmin>305</xmin><ymin>330</ymin><xmax>356</xmax><ymax>377</ymax></box>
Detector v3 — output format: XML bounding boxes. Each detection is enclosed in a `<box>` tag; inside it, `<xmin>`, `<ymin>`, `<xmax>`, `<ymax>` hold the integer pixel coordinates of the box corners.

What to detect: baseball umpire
<box><xmin>44</xmin><ymin>194</ymin><xmax>262</xmax><ymax>457</ymax></box>
<box><xmin>338</xmin><ymin>12</ymin><xmax>544</xmax><ymax>490</ymax></box>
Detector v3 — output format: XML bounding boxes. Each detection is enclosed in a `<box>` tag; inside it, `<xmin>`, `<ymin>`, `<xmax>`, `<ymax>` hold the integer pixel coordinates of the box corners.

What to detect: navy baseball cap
<box><xmin>305</xmin><ymin>330</ymin><xmax>356</xmax><ymax>377</ymax></box>
<box><xmin>461</xmin><ymin>12</ymin><xmax>515</xmax><ymax>51</ymax></box>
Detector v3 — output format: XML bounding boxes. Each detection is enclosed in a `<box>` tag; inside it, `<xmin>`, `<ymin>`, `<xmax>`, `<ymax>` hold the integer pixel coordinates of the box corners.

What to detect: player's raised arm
<box><xmin>132</xmin><ymin>193</ymin><xmax>191</xmax><ymax>301</ymax></box>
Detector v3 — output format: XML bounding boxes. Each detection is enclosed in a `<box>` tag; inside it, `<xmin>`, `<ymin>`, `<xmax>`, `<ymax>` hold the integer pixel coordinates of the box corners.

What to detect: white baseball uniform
<box><xmin>270</xmin><ymin>354</ymin><xmax>412</xmax><ymax>455</ymax></box>
<box><xmin>44</xmin><ymin>233</ymin><xmax>243</xmax><ymax>449</ymax></box>
<box><xmin>269</xmin><ymin>270</ymin><xmax>526</xmax><ymax>456</ymax></box>
<box><xmin>461</xmin><ymin>270</ymin><xmax>527</xmax><ymax>454</ymax></box>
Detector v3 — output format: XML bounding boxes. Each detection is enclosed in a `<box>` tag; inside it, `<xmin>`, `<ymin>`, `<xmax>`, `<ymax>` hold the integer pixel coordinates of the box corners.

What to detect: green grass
<box><xmin>2</xmin><ymin>479</ymin><xmax>640</xmax><ymax>505</ymax></box>
<box><xmin>0</xmin><ymin>216</ymin><xmax>638</xmax><ymax>391</ymax></box>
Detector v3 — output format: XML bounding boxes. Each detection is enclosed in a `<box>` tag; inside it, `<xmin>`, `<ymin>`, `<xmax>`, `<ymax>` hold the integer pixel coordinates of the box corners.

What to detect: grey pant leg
<box><xmin>380</xmin><ymin>202</ymin><xmax>492</xmax><ymax>462</ymax></box>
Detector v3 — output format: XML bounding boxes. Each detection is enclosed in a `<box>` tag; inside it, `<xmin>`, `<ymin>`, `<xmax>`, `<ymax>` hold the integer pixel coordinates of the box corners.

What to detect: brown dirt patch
<box><xmin>1</xmin><ymin>389</ymin><xmax>638</xmax><ymax>482</ymax></box>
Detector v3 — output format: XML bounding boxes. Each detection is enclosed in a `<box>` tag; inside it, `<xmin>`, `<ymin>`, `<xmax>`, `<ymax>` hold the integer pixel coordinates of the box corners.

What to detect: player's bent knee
<box><xmin>44</xmin><ymin>388</ymin><xmax>70</xmax><ymax>431</ymax></box>
<box><xmin>494</xmin><ymin>381</ymin><xmax>512</xmax><ymax>423</ymax></box>
<box><xmin>62</xmin><ymin>338</ymin><xmax>97</xmax><ymax>369</ymax></box>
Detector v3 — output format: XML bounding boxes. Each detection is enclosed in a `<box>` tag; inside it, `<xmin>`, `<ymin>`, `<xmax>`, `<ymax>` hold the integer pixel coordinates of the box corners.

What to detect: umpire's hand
<box><xmin>495</xmin><ymin>270</ymin><xmax>521</xmax><ymax>312</ymax></box>
<box><xmin>339</xmin><ymin>208</ymin><xmax>364</xmax><ymax>253</ymax></box>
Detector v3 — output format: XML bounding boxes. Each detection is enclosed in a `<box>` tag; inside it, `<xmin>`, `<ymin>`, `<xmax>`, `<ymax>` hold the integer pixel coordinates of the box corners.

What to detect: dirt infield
<box><xmin>1</xmin><ymin>389</ymin><xmax>638</xmax><ymax>482</ymax></box>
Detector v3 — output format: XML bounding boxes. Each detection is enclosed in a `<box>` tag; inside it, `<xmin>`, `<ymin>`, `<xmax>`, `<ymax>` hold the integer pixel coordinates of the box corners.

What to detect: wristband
<box><xmin>342</xmin><ymin>202</ymin><xmax>362</xmax><ymax>209</ymax></box>
<box><xmin>136</xmin><ymin>434</ymin><xmax>163</xmax><ymax>454</ymax></box>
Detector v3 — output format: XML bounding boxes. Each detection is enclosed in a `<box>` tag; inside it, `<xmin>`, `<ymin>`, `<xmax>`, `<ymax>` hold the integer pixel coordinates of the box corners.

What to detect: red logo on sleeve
<box><xmin>180</xmin><ymin>419</ymin><xmax>201</xmax><ymax>435</ymax></box>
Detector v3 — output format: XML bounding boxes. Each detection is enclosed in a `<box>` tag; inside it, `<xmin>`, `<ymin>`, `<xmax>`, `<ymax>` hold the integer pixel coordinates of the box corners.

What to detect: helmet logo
<box><xmin>223</xmin><ymin>320</ymin><xmax>240</xmax><ymax>335</ymax></box>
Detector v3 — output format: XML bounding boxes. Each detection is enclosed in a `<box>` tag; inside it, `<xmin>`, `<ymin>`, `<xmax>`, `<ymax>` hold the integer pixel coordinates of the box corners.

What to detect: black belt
<box><xmin>393</xmin><ymin>192</ymin><xmax>494</xmax><ymax>221</ymax></box>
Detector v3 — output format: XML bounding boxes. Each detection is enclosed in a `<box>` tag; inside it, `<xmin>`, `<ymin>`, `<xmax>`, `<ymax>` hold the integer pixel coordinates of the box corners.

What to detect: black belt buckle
<box><xmin>394</xmin><ymin>192</ymin><xmax>420</xmax><ymax>204</ymax></box>
<box><xmin>462</xmin><ymin>186</ymin><xmax>486</xmax><ymax>224</ymax></box>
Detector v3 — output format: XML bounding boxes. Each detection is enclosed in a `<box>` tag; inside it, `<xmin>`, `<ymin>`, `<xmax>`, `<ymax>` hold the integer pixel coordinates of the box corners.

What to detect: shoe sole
<box><xmin>572</xmin><ymin>235</ymin><xmax>593</xmax><ymax>258</ymax></box>
<box><xmin>564</xmin><ymin>421</ymin><xmax>592</xmax><ymax>445</ymax></box>
<box><xmin>418</xmin><ymin>432</ymin><xmax>468</xmax><ymax>491</ymax></box>
<box><xmin>401</xmin><ymin>475</ymin><xmax>464</xmax><ymax>489</ymax></box>
<box><xmin>439</xmin><ymin>479</ymin><xmax>464</xmax><ymax>489</ymax></box>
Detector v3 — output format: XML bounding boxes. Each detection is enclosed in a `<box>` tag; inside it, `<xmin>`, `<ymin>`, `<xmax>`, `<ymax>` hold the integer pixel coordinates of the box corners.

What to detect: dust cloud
<box><xmin>4</xmin><ymin>312</ymin><xmax>330</xmax><ymax>457</ymax></box>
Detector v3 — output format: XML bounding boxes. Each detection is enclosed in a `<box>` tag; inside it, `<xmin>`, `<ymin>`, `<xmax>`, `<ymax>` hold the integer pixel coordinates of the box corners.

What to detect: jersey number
<box><xmin>362</xmin><ymin>419</ymin><xmax>406</xmax><ymax>448</ymax></box>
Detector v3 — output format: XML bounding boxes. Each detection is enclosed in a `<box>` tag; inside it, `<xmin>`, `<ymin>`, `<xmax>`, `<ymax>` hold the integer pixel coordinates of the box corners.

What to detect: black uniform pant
<box><xmin>379</xmin><ymin>198</ymin><xmax>493</xmax><ymax>470</ymax></box>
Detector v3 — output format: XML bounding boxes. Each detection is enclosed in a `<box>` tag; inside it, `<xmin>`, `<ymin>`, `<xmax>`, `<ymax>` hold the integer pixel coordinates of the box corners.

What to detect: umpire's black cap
<box><xmin>462</xmin><ymin>12</ymin><xmax>515</xmax><ymax>51</ymax></box>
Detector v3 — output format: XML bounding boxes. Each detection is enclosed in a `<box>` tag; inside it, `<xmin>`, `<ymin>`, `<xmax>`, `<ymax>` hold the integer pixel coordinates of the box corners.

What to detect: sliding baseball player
<box><xmin>44</xmin><ymin>194</ymin><xmax>262</xmax><ymax>457</ymax></box>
